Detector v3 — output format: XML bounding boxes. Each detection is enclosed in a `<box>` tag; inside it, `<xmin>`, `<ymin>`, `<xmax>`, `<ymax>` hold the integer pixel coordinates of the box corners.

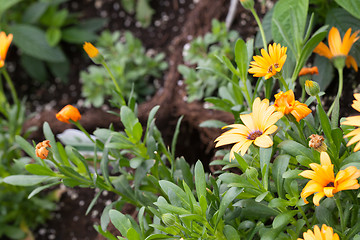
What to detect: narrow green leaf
<box><xmin>25</xmin><ymin>164</ymin><xmax>56</xmax><ymax>176</ymax></box>
<box><xmin>3</xmin><ymin>175</ymin><xmax>54</xmax><ymax>186</ymax></box>
<box><xmin>109</xmin><ymin>209</ymin><xmax>131</xmax><ymax>237</ymax></box>
<box><xmin>272</xmin><ymin>211</ymin><xmax>297</xmax><ymax>229</ymax></box>
<box><xmin>234</xmin><ymin>38</ymin><xmax>248</xmax><ymax>82</ymax></box>
<box><xmin>216</xmin><ymin>187</ymin><xmax>243</xmax><ymax>226</ymax></box>
<box><xmin>272</xmin><ymin>155</ymin><xmax>290</xmax><ymax>198</ymax></box>
<box><xmin>195</xmin><ymin>161</ymin><xmax>207</xmax><ymax>202</ymax></box>
<box><xmin>28</xmin><ymin>181</ymin><xmax>60</xmax><ymax>199</ymax></box>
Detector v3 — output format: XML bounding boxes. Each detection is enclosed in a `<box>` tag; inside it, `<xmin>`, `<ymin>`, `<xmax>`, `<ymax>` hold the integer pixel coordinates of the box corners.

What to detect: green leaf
<box><xmin>278</xmin><ymin>140</ymin><xmax>313</xmax><ymax>159</ymax></box>
<box><xmin>62</xmin><ymin>27</ymin><xmax>97</xmax><ymax>44</ymax></box>
<box><xmin>223</xmin><ymin>225</ymin><xmax>240</xmax><ymax>240</ymax></box>
<box><xmin>109</xmin><ymin>209</ymin><xmax>131</xmax><ymax>237</ymax></box>
<box><xmin>199</xmin><ymin>119</ymin><xmax>227</xmax><ymax>128</ymax></box>
<box><xmin>159</xmin><ymin>180</ymin><xmax>190</xmax><ymax>210</ymax></box>
<box><xmin>3</xmin><ymin>175</ymin><xmax>53</xmax><ymax>186</ymax></box>
<box><xmin>22</xmin><ymin>1</ymin><xmax>49</xmax><ymax>24</ymax></box>
<box><xmin>46</xmin><ymin>27</ymin><xmax>61</xmax><ymax>46</ymax></box>
<box><xmin>25</xmin><ymin>164</ymin><xmax>56</xmax><ymax>176</ymax></box>
<box><xmin>260</xmin><ymin>147</ymin><xmax>272</xmax><ymax>190</ymax></box>
<box><xmin>272</xmin><ymin>211</ymin><xmax>297</xmax><ymax>229</ymax></box>
<box><xmin>135</xmin><ymin>0</ymin><xmax>154</xmax><ymax>28</ymax></box>
<box><xmin>195</xmin><ymin>161</ymin><xmax>207</xmax><ymax>202</ymax></box>
<box><xmin>283</xmin><ymin>170</ymin><xmax>302</xmax><ymax>179</ymax></box>
<box><xmin>28</xmin><ymin>181</ymin><xmax>61</xmax><ymax>199</ymax></box>
<box><xmin>340</xmin><ymin>151</ymin><xmax>360</xmax><ymax>168</ymax></box>
<box><xmin>9</xmin><ymin>24</ymin><xmax>66</xmax><ymax>62</ymax></box>
<box><xmin>272</xmin><ymin>155</ymin><xmax>290</xmax><ymax>198</ymax></box>
<box><xmin>216</xmin><ymin>187</ymin><xmax>243</xmax><ymax>226</ymax></box>
<box><xmin>315</xmin><ymin>204</ymin><xmax>336</xmax><ymax>227</ymax></box>
<box><xmin>15</xmin><ymin>135</ymin><xmax>38</xmax><ymax>160</ymax></box>
<box><xmin>317</xmin><ymin>104</ymin><xmax>332</xmax><ymax>142</ymax></box>
<box><xmin>20</xmin><ymin>54</ymin><xmax>48</xmax><ymax>82</ymax></box>
<box><xmin>0</xmin><ymin>0</ymin><xmax>22</xmax><ymax>17</ymax></box>
<box><xmin>234</xmin><ymin>38</ymin><xmax>248</xmax><ymax>81</ymax></box>
<box><xmin>335</xmin><ymin>0</ymin><xmax>360</xmax><ymax>19</ymax></box>
<box><xmin>126</xmin><ymin>228</ymin><xmax>141</xmax><ymax>240</ymax></box>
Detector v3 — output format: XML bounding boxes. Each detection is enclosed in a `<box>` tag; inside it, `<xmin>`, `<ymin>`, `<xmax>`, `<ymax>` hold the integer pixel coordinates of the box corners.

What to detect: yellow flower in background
<box><xmin>248</xmin><ymin>43</ymin><xmax>287</xmax><ymax>79</ymax></box>
<box><xmin>314</xmin><ymin>27</ymin><xmax>359</xmax><ymax>71</ymax></box>
<box><xmin>215</xmin><ymin>98</ymin><xmax>283</xmax><ymax>159</ymax></box>
<box><xmin>341</xmin><ymin>94</ymin><xmax>360</xmax><ymax>151</ymax></box>
<box><xmin>0</xmin><ymin>32</ymin><xmax>13</xmax><ymax>68</ymax></box>
<box><xmin>298</xmin><ymin>224</ymin><xmax>339</xmax><ymax>240</ymax></box>
<box><xmin>83</xmin><ymin>42</ymin><xmax>99</xmax><ymax>58</ymax></box>
<box><xmin>274</xmin><ymin>90</ymin><xmax>311</xmax><ymax>122</ymax></box>
<box><xmin>299</xmin><ymin>152</ymin><xmax>360</xmax><ymax>206</ymax></box>
<box><xmin>35</xmin><ymin>140</ymin><xmax>51</xmax><ymax>159</ymax></box>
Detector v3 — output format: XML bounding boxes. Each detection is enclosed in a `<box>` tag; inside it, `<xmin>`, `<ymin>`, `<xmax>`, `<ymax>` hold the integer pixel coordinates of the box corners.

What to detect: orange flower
<box><xmin>341</xmin><ymin>94</ymin><xmax>360</xmax><ymax>151</ymax></box>
<box><xmin>298</xmin><ymin>224</ymin><xmax>339</xmax><ymax>240</ymax></box>
<box><xmin>215</xmin><ymin>98</ymin><xmax>283</xmax><ymax>159</ymax></box>
<box><xmin>274</xmin><ymin>90</ymin><xmax>311</xmax><ymax>121</ymax></box>
<box><xmin>248</xmin><ymin>43</ymin><xmax>287</xmax><ymax>79</ymax></box>
<box><xmin>299</xmin><ymin>66</ymin><xmax>319</xmax><ymax>76</ymax></box>
<box><xmin>56</xmin><ymin>105</ymin><xmax>81</xmax><ymax>124</ymax></box>
<box><xmin>35</xmin><ymin>140</ymin><xmax>51</xmax><ymax>159</ymax></box>
<box><xmin>0</xmin><ymin>32</ymin><xmax>13</xmax><ymax>68</ymax></box>
<box><xmin>299</xmin><ymin>152</ymin><xmax>360</xmax><ymax>206</ymax></box>
<box><xmin>83</xmin><ymin>42</ymin><xmax>99</xmax><ymax>58</ymax></box>
<box><xmin>314</xmin><ymin>27</ymin><xmax>359</xmax><ymax>71</ymax></box>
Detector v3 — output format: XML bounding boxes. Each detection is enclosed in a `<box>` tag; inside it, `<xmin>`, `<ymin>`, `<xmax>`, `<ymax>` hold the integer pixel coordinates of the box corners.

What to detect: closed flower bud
<box><xmin>56</xmin><ymin>105</ymin><xmax>81</xmax><ymax>124</ymax></box>
<box><xmin>239</xmin><ymin>0</ymin><xmax>254</xmax><ymax>10</ymax></box>
<box><xmin>305</xmin><ymin>80</ymin><xmax>320</xmax><ymax>96</ymax></box>
<box><xmin>246</xmin><ymin>167</ymin><xmax>258</xmax><ymax>180</ymax></box>
<box><xmin>35</xmin><ymin>140</ymin><xmax>51</xmax><ymax>159</ymax></box>
<box><xmin>161</xmin><ymin>213</ymin><xmax>176</xmax><ymax>226</ymax></box>
<box><xmin>83</xmin><ymin>42</ymin><xmax>104</xmax><ymax>64</ymax></box>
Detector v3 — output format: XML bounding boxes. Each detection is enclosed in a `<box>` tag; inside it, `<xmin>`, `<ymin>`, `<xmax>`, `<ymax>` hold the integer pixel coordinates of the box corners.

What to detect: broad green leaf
<box><xmin>223</xmin><ymin>225</ymin><xmax>240</xmax><ymax>240</ymax></box>
<box><xmin>278</xmin><ymin>140</ymin><xmax>313</xmax><ymax>159</ymax></box>
<box><xmin>159</xmin><ymin>180</ymin><xmax>190</xmax><ymax>210</ymax></box>
<box><xmin>233</xmin><ymin>199</ymin><xmax>279</xmax><ymax>218</ymax></box>
<box><xmin>9</xmin><ymin>24</ymin><xmax>66</xmax><ymax>62</ymax></box>
<box><xmin>46</xmin><ymin>27</ymin><xmax>61</xmax><ymax>46</ymax></box>
<box><xmin>126</xmin><ymin>228</ymin><xmax>141</xmax><ymax>240</ymax></box>
<box><xmin>20</xmin><ymin>54</ymin><xmax>48</xmax><ymax>82</ymax></box>
<box><xmin>234</xmin><ymin>38</ymin><xmax>248</xmax><ymax>82</ymax></box>
<box><xmin>315</xmin><ymin>204</ymin><xmax>336</xmax><ymax>227</ymax></box>
<box><xmin>62</xmin><ymin>27</ymin><xmax>97</xmax><ymax>43</ymax></box>
<box><xmin>15</xmin><ymin>135</ymin><xmax>37</xmax><ymax>160</ymax></box>
<box><xmin>199</xmin><ymin>119</ymin><xmax>227</xmax><ymax>128</ymax></box>
<box><xmin>335</xmin><ymin>0</ymin><xmax>360</xmax><ymax>19</ymax></box>
<box><xmin>340</xmin><ymin>151</ymin><xmax>360</xmax><ymax>168</ymax></box>
<box><xmin>283</xmin><ymin>170</ymin><xmax>302</xmax><ymax>179</ymax></box>
<box><xmin>0</xmin><ymin>0</ymin><xmax>22</xmax><ymax>17</ymax></box>
<box><xmin>25</xmin><ymin>164</ymin><xmax>56</xmax><ymax>176</ymax></box>
<box><xmin>22</xmin><ymin>1</ymin><xmax>49</xmax><ymax>24</ymax></box>
<box><xmin>3</xmin><ymin>175</ymin><xmax>54</xmax><ymax>186</ymax></box>
<box><xmin>216</xmin><ymin>187</ymin><xmax>243</xmax><ymax>226</ymax></box>
<box><xmin>272</xmin><ymin>211</ymin><xmax>297</xmax><ymax>229</ymax></box>
<box><xmin>272</xmin><ymin>155</ymin><xmax>290</xmax><ymax>198</ymax></box>
<box><xmin>109</xmin><ymin>209</ymin><xmax>131</xmax><ymax>237</ymax></box>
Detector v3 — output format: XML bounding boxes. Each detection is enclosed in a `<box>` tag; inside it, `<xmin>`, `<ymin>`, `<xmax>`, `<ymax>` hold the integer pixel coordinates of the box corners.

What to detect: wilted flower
<box><xmin>298</xmin><ymin>224</ymin><xmax>339</xmax><ymax>240</ymax></box>
<box><xmin>299</xmin><ymin>66</ymin><xmax>319</xmax><ymax>76</ymax></box>
<box><xmin>215</xmin><ymin>98</ymin><xmax>283</xmax><ymax>159</ymax></box>
<box><xmin>314</xmin><ymin>27</ymin><xmax>359</xmax><ymax>71</ymax></box>
<box><xmin>248</xmin><ymin>43</ymin><xmax>287</xmax><ymax>79</ymax></box>
<box><xmin>309</xmin><ymin>134</ymin><xmax>327</xmax><ymax>152</ymax></box>
<box><xmin>299</xmin><ymin>152</ymin><xmax>360</xmax><ymax>206</ymax></box>
<box><xmin>274</xmin><ymin>90</ymin><xmax>311</xmax><ymax>122</ymax></box>
<box><xmin>35</xmin><ymin>140</ymin><xmax>51</xmax><ymax>159</ymax></box>
<box><xmin>0</xmin><ymin>31</ymin><xmax>13</xmax><ymax>68</ymax></box>
<box><xmin>342</xmin><ymin>93</ymin><xmax>360</xmax><ymax>151</ymax></box>
<box><xmin>56</xmin><ymin>105</ymin><xmax>81</xmax><ymax>124</ymax></box>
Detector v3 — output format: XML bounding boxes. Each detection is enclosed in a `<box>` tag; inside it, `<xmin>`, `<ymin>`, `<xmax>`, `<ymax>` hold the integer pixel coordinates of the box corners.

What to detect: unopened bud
<box><xmin>245</xmin><ymin>167</ymin><xmax>258</xmax><ymax>180</ymax></box>
<box><xmin>161</xmin><ymin>213</ymin><xmax>176</xmax><ymax>226</ymax></box>
<box><xmin>305</xmin><ymin>80</ymin><xmax>320</xmax><ymax>96</ymax></box>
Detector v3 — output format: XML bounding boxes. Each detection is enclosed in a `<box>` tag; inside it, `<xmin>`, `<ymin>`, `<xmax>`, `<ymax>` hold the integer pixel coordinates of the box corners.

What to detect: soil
<box><xmin>7</xmin><ymin>0</ymin><xmax>360</xmax><ymax>239</ymax></box>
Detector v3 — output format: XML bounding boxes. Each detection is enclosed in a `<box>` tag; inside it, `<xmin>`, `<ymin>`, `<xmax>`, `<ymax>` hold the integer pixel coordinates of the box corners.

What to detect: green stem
<box><xmin>327</xmin><ymin>67</ymin><xmax>343</xmax><ymax>117</ymax></box>
<box><xmin>298</xmin><ymin>206</ymin><xmax>311</xmax><ymax>228</ymax></box>
<box><xmin>294</xmin><ymin>120</ymin><xmax>307</xmax><ymax>145</ymax></box>
<box><xmin>278</xmin><ymin>75</ymin><xmax>289</xmax><ymax>91</ymax></box>
<box><xmin>72</xmin><ymin>120</ymin><xmax>95</xmax><ymax>144</ymax></box>
<box><xmin>315</xmin><ymin>95</ymin><xmax>324</xmax><ymax>110</ymax></box>
<box><xmin>335</xmin><ymin>194</ymin><xmax>346</xmax><ymax>233</ymax></box>
<box><xmin>241</xmin><ymin>82</ymin><xmax>253</xmax><ymax>109</ymax></box>
<box><xmin>2</xmin><ymin>68</ymin><xmax>19</xmax><ymax>105</ymax></box>
<box><xmin>101</xmin><ymin>60</ymin><xmax>126</xmax><ymax>106</ymax></box>
<box><xmin>250</xmin><ymin>8</ymin><xmax>267</xmax><ymax>52</ymax></box>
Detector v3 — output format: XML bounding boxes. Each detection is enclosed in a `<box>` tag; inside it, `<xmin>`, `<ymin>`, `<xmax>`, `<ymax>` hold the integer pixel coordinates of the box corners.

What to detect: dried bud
<box><xmin>305</xmin><ymin>80</ymin><xmax>320</xmax><ymax>96</ymax></box>
<box><xmin>309</xmin><ymin>134</ymin><xmax>327</xmax><ymax>152</ymax></box>
<box><xmin>35</xmin><ymin>140</ymin><xmax>51</xmax><ymax>159</ymax></box>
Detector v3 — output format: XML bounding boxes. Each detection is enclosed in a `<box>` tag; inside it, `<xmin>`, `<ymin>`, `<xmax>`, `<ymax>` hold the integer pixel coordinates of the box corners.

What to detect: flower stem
<box><xmin>298</xmin><ymin>206</ymin><xmax>311</xmax><ymax>228</ymax></box>
<box><xmin>327</xmin><ymin>67</ymin><xmax>343</xmax><ymax>117</ymax></box>
<box><xmin>278</xmin><ymin>75</ymin><xmax>289</xmax><ymax>91</ymax></box>
<box><xmin>250</xmin><ymin>8</ymin><xmax>267</xmax><ymax>52</ymax></box>
<box><xmin>2</xmin><ymin>68</ymin><xmax>19</xmax><ymax>105</ymax></box>
<box><xmin>101</xmin><ymin>60</ymin><xmax>126</xmax><ymax>106</ymax></box>
<box><xmin>335</xmin><ymin>194</ymin><xmax>346</xmax><ymax>233</ymax></box>
<box><xmin>72</xmin><ymin>120</ymin><xmax>96</xmax><ymax>144</ymax></box>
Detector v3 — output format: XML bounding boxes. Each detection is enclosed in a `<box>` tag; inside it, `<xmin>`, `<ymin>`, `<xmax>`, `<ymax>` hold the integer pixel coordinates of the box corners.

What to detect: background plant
<box><xmin>80</xmin><ymin>30</ymin><xmax>168</xmax><ymax>107</ymax></box>
<box><xmin>119</xmin><ymin>0</ymin><xmax>154</xmax><ymax>28</ymax></box>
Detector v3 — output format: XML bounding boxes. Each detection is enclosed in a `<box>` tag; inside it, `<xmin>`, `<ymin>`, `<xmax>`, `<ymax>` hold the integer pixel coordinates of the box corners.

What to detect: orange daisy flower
<box><xmin>0</xmin><ymin>32</ymin><xmax>13</xmax><ymax>68</ymax></box>
<box><xmin>56</xmin><ymin>105</ymin><xmax>81</xmax><ymax>124</ymax></box>
<box><xmin>299</xmin><ymin>152</ymin><xmax>360</xmax><ymax>206</ymax></box>
<box><xmin>314</xmin><ymin>27</ymin><xmax>359</xmax><ymax>71</ymax></box>
<box><xmin>248</xmin><ymin>43</ymin><xmax>287</xmax><ymax>79</ymax></box>
<box><xmin>274</xmin><ymin>90</ymin><xmax>311</xmax><ymax>122</ymax></box>
<box><xmin>215</xmin><ymin>97</ymin><xmax>283</xmax><ymax>159</ymax></box>
<box><xmin>341</xmin><ymin>94</ymin><xmax>360</xmax><ymax>151</ymax></box>
<box><xmin>298</xmin><ymin>224</ymin><xmax>339</xmax><ymax>240</ymax></box>
<box><xmin>299</xmin><ymin>66</ymin><xmax>319</xmax><ymax>76</ymax></box>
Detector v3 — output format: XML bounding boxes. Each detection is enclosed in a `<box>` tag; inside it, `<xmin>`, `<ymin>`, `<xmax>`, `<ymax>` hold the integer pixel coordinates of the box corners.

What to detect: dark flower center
<box><xmin>274</xmin><ymin>63</ymin><xmax>279</xmax><ymax>69</ymax></box>
<box><xmin>325</xmin><ymin>182</ymin><xmax>334</xmax><ymax>188</ymax></box>
<box><xmin>247</xmin><ymin>130</ymin><xmax>263</xmax><ymax>140</ymax></box>
<box><xmin>267</xmin><ymin>65</ymin><xmax>273</xmax><ymax>73</ymax></box>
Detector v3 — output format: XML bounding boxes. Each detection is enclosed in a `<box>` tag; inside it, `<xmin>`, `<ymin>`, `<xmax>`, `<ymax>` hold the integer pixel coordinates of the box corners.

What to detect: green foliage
<box><xmin>120</xmin><ymin>0</ymin><xmax>154</xmax><ymax>28</ymax></box>
<box><xmin>3</xmin><ymin>0</ymin><xmax>106</xmax><ymax>83</ymax></box>
<box><xmin>178</xmin><ymin>19</ymin><xmax>239</xmax><ymax>102</ymax></box>
<box><xmin>80</xmin><ymin>30</ymin><xmax>168</xmax><ymax>107</ymax></box>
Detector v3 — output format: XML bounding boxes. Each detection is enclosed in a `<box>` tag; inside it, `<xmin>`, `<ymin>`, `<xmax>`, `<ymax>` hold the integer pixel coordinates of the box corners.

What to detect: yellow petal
<box><xmin>254</xmin><ymin>135</ymin><xmax>273</xmax><ymax>148</ymax></box>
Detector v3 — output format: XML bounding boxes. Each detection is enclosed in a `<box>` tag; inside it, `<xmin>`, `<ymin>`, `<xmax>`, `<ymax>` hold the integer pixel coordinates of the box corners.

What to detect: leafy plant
<box><xmin>119</xmin><ymin>0</ymin><xmax>154</xmax><ymax>28</ymax></box>
<box><xmin>178</xmin><ymin>19</ymin><xmax>239</xmax><ymax>102</ymax></box>
<box><xmin>80</xmin><ymin>30</ymin><xmax>168</xmax><ymax>107</ymax></box>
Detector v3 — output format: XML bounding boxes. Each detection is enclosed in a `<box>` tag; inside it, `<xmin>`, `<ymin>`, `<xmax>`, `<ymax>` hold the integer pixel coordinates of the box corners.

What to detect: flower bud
<box><xmin>305</xmin><ymin>80</ymin><xmax>320</xmax><ymax>96</ymax></box>
<box><xmin>245</xmin><ymin>167</ymin><xmax>258</xmax><ymax>180</ymax></box>
<box><xmin>161</xmin><ymin>213</ymin><xmax>176</xmax><ymax>226</ymax></box>
<box><xmin>35</xmin><ymin>140</ymin><xmax>51</xmax><ymax>159</ymax></box>
<box><xmin>83</xmin><ymin>42</ymin><xmax>104</xmax><ymax>64</ymax></box>
<box><xmin>309</xmin><ymin>134</ymin><xmax>327</xmax><ymax>152</ymax></box>
<box><xmin>239</xmin><ymin>0</ymin><xmax>254</xmax><ymax>10</ymax></box>
<box><xmin>56</xmin><ymin>105</ymin><xmax>81</xmax><ymax>124</ymax></box>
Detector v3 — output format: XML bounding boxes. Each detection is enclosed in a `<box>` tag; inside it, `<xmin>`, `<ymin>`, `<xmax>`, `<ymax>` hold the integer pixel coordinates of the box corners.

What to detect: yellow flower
<box><xmin>35</xmin><ymin>140</ymin><xmax>51</xmax><ymax>159</ymax></box>
<box><xmin>248</xmin><ymin>43</ymin><xmax>287</xmax><ymax>79</ymax></box>
<box><xmin>83</xmin><ymin>42</ymin><xmax>99</xmax><ymax>58</ymax></box>
<box><xmin>0</xmin><ymin>32</ymin><xmax>13</xmax><ymax>68</ymax></box>
<box><xmin>299</xmin><ymin>152</ymin><xmax>360</xmax><ymax>206</ymax></box>
<box><xmin>215</xmin><ymin>98</ymin><xmax>283</xmax><ymax>159</ymax></box>
<box><xmin>314</xmin><ymin>27</ymin><xmax>359</xmax><ymax>71</ymax></box>
<box><xmin>274</xmin><ymin>90</ymin><xmax>311</xmax><ymax>122</ymax></box>
<box><xmin>298</xmin><ymin>224</ymin><xmax>339</xmax><ymax>240</ymax></box>
<box><xmin>341</xmin><ymin>93</ymin><xmax>360</xmax><ymax>151</ymax></box>
<box><xmin>56</xmin><ymin>105</ymin><xmax>81</xmax><ymax>124</ymax></box>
